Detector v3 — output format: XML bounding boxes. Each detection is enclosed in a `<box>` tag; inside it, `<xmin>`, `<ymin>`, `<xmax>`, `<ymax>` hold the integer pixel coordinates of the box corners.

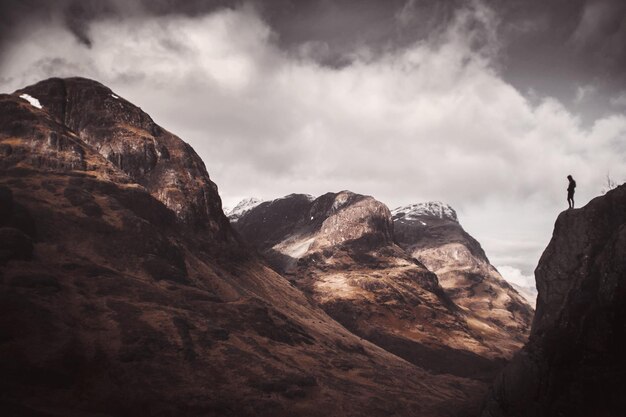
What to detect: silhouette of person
<box><xmin>567</xmin><ymin>175</ymin><xmax>576</xmax><ymax>209</ymax></box>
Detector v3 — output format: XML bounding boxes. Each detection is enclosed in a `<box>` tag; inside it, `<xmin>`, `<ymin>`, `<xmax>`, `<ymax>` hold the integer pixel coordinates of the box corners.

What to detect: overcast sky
<box><xmin>1</xmin><ymin>0</ymin><xmax>625</xmax><ymax>290</ymax></box>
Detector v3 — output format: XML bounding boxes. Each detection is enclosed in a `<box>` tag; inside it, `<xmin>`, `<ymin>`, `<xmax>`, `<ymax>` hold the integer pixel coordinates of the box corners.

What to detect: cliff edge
<box><xmin>482</xmin><ymin>185</ymin><xmax>626</xmax><ymax>417</ymax></box>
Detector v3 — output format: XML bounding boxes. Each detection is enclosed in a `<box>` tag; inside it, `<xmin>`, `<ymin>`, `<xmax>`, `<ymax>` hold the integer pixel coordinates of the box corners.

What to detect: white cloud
<box><xmin>2</xmin><ymin>3</ymin><xmax>626</xmax><ymax>280</ymax></box>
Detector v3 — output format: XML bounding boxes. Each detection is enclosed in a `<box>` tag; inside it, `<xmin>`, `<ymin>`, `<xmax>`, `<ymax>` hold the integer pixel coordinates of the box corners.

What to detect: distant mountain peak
<box><xmin>226</xmin><ymin>197</ymin><xmax>264</xmax><ymax>222</ymax></box>
<box><xmin>392</xmin><ymin>201</ymin><xmax>458</xmax><ymax>223</ymax></box>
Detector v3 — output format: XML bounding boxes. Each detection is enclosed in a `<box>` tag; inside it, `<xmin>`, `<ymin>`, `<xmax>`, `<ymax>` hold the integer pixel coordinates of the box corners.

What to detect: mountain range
<box><xmin>2</xmin><ymin>77</ymin><xmax>624</xmax><ymax>417</ymax></box>
<box><xmin>229</xmin><ymin>194</ymin><xmax>532</xmax><ymax>380</ymax></box>
<box><xmin>0</xmin><ymin>77</ymin><xmax>486</xmax><ymax>416</ymax></box>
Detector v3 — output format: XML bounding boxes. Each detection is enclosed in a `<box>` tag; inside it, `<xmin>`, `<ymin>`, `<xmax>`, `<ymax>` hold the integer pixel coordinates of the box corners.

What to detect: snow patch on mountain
<box><xmin>19</xmin><ymin>93</ymin><xmax>42</xmax><ymax>109</ymax></box>
<box><xmin>392</xmin><ymin>201</ymin><xmax>458</xmax><ymax>223</ymax></box>
<box><xmin>225</xmin><ymin>197</ymin><xmax>264</xmax><ymax>222</ymax></box>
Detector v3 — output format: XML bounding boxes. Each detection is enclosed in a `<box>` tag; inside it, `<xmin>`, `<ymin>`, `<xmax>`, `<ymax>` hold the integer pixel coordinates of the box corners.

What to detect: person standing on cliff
<box><xmin>567</xmin><ymin>175</ymin><xmax>576</xmax><ymax>209</ymax></box>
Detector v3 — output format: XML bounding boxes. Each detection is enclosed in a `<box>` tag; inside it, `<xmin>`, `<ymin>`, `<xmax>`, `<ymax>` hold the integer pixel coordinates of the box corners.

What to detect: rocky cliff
<box><xmin>393</xmin><ymin>202</ymin><xmax>533</xmax><ymax>359</ymax></box>
<box><xmin>0</xmin><ymin>78</ymin><xmax>485</xmax><ymax>417</ymax></box>
<box><xmin>15</xmin><ymin>77</ymin><xmax>231</xmax><ymax>237</ymax></box>
<box><xmin>233</xmin><ymin>192</ymin><xmax>527</xmax><ymax>381</ymax></box>
<box><xmin>482</xmin><ymin>185</ymin><xmax>626</xmax><ymax>417</ymax></box>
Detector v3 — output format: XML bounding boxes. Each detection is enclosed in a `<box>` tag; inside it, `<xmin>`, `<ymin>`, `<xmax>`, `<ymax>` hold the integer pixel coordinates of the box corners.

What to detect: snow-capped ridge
<box><xmin>392</xmin><ymin>201</ymin><xmax>458</xmax><ymax>223</ymax></box>
<box><xmin>226</xmin><ymin>197</ymin><xmax>264</xmax><ymax>222</ymax></box>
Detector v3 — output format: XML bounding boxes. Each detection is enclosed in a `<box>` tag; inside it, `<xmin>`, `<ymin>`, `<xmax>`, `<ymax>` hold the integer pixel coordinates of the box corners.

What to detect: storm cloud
<box><xmin>1</xmin><ymin>0</ymin><xmax>625</xmax><ymax>287</ymax></box>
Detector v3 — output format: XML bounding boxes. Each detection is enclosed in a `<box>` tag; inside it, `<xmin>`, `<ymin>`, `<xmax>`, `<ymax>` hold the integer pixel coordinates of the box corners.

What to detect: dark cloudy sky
<box><xmin>1</xmin><ymin>0</ymin><xmax>626</xmax><ymax>289</ymax></box>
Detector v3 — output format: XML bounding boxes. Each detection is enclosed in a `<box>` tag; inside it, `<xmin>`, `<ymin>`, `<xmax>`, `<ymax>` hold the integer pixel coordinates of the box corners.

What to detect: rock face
<box><xmin>393</xmin><ymin>202</ymin><xmax>533</xmax><ymax>358</ymax></box>
<box><xmin>234</xmin><ymin>193</ymin><xmax>529</xmax><ymax>381</ymax></box>
<box><xmin>482</xmin><ymin>185</ymin><xmax>626</xmax><ymax>417</ymax></box>
<box><xmin>0</xmin><ymin>78</ymin><xmax>486</xmax><ymax>417</ymax></box>
<box><xmin>15</xmin><ymin>77</ymin><xmax>232</xmax><ymax>237</ymax></box>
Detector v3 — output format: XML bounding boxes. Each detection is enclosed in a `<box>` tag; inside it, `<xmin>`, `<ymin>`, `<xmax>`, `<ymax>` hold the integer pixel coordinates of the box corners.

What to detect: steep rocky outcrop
<box><xmin>15</xmin><ymin>77</ymin><xmax>231</xmax><ymax>237</ymax></box>
<box><xmin>0</xmin><ymin>78</ymin><xmax>485</xmax><ymax>417</ymax></box>
<box><xmin>234</xmin><ymin>193</ymin><xmax>521</xmax><ymax>380</ymax></box>
<box><xmin>482</xmin><ymin>185</ymin><xmax>626</xmax><ymax>417</ymax></box>
<box><xmin>393</xmin><ymin>202</ymin><xmax>533</xmax><ymax>359</ymax></box>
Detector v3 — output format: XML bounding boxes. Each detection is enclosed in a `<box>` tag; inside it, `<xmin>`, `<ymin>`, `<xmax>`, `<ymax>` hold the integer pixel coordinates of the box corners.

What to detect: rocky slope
<box><xmin>482</xmin><ymin>185</ymin><xmax>626</xmax><ymax>417</ymax></box>
<box><xmin>0</xmin><ymin>78</ymin><xmax>485</xmax><ymax>417</ymax></box>
<box><xmin>15</xmin><ymin>77</ymin><xmax>232</xmax><ymax>237</ymax></box>
<box><xmin>233</xmin><ymin>193</ymin><xmax>528</xmax><ymax>381</ymax></box>
<box><xmin>393</xmin><ymin>202</ymin><xmax>533</xmax><ymax>358</ymax></box>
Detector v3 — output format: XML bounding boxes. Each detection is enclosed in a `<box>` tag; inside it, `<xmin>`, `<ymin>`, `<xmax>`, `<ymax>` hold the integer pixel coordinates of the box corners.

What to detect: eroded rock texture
<box><xmin>16</xmin><ymin>77</ymin><xmax>231</xmax><ymax>236</ymax></box>
<box><xmin>482</xmin><ymin>185</ymin><xmax>626</xmax><ymax>417</ymax></box>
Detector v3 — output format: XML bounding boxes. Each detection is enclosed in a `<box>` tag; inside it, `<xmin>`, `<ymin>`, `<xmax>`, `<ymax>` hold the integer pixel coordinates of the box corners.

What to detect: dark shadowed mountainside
<box><xmin>482</xmin><ymin>185</ymin><xmax>626</xmax><ymax>417</ymax></box>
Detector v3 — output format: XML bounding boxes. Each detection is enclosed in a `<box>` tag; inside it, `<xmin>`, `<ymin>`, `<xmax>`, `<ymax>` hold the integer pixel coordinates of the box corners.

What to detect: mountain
<box><xmin>225</xmin><ymin>197</ymin><xmax>264</xmax><ymax>223</ymax></box>
<box><xmin>482</xmin><ymin>185</ymin><xmax>626</xmax><ymax>417</ymax></box>
<box><xmin>0</xmin><ymin>78</ymin><xmax>484</xmax><ymax>417</ymax></box>
<box><xmin>232</xmin><ymin>192</ymin><xmax>530</xmax><ymax>381</ymax></box>
<box><xmin>392</xmin><ymin>202</ymin><xmax>533</xmax><ymax>358</ymax></box>
<box><xmin>14</xmin><ymin>77</ymin><xmax>232</xmax><ymax>237</ymax></box>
